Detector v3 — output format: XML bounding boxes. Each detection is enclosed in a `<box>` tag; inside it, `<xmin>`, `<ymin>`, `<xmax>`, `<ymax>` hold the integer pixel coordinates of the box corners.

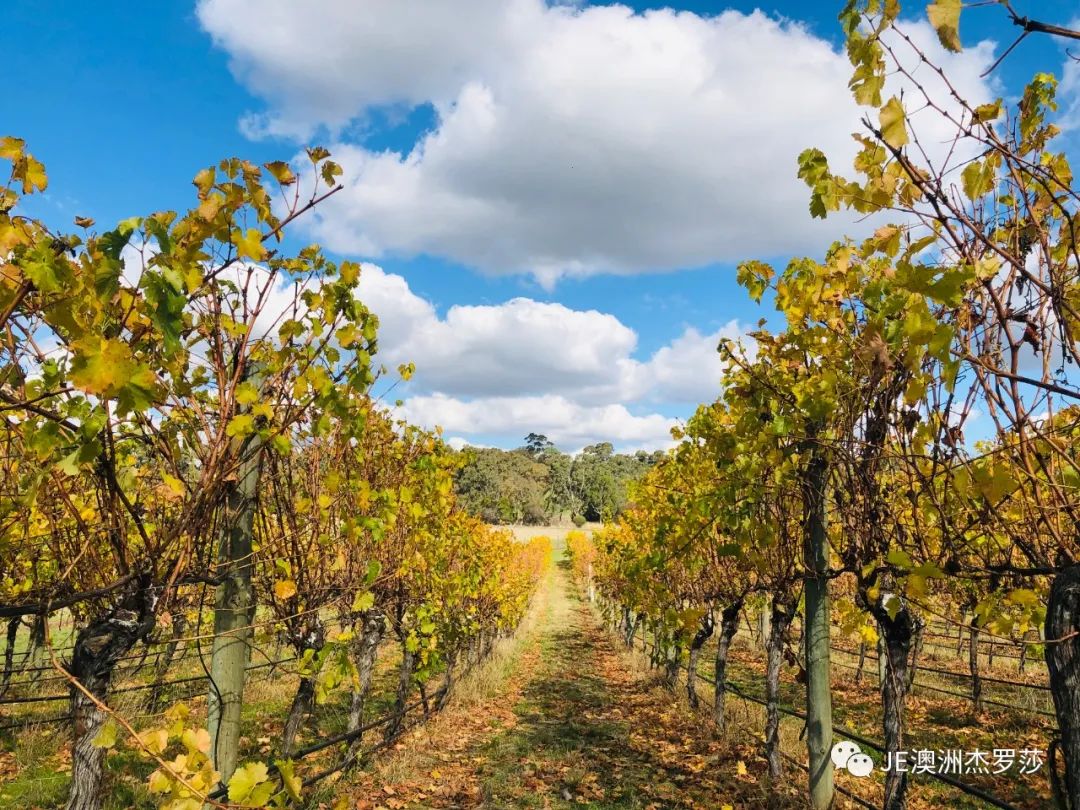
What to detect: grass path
<box><xmin>345</xmin><ymin>562</ymin><xmax>758</xmax><ymax>809</ymax></box>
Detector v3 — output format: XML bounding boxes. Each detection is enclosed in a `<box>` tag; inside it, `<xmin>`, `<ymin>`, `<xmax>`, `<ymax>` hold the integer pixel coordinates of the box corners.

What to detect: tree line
<box><xmin>452</xmin><ymin>433</ymin><xmax>662</xmax><ymax>525</ymax></box>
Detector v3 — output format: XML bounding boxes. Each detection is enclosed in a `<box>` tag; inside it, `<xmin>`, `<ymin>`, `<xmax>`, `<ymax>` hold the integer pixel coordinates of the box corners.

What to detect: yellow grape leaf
<box><xmin>927</xmin><ymin>0</ymin><xmax>961</xmax><ymax>51</ymax></box>
<box><xmin>973</xmin><ymin>100</ymin><xmax>1003</xmax><ymax>123</ymax></box>
<box><xmin>858</xmin><ymin>623</ymin><xmax>879</xmax><ymax>645</ymax></box>
<box><xmin>164</xmin><ymin>702</ymin><xmax>190</xmax><ymax>724</ymax></box>
<box><xmin>873</xmin><ymin>225</ymin><xmax>901</xmax><ymax>257</ymax></box>
<box><xmin>181</xmin><ymin>727</ymin><xmax>211</xmax><ymax>755</ymax></box>
<box><xmin>182</xmin><ymin>263</ymin><xmax>203</xmax><ymax>291</ymax></box>
<box><xmin>879</xmin><ymin>97</ymin><xmax>909</xmax><ymax>149</ymax></box>
<box><xmin>67</xmin><ymin>338</ymin><xmax>159</xmax><ymax>415</ymax></box>
<box><xmin>906</xmin><ymin>574</ymin><xmax>928</xmax><ymax>598</ymax></box>
<box><xmin>235</xmin><ymin>382</ymin><xmax>260</xmax><ymax>405</ymax></box>
<box><xmin>139</xmin><ymin>727</ymin><xmax>168</xmax><ymax>755</ymax></box>
<box><xmin>162</xmin><ymin>474</ymin><xmax>186</xmax><ymax>499</ymax></box>
<box><xmin>0</xmin><ymin>136</ymin><xmax>25</xmax><ymax>160</ymax></box>
<box><xmin>147</xmin><ymin>769</ymin><xmax>172</xmax><ymax>794</ymax></box>
<box><xmin>263</xmin><ymin>160</ymin><xmax>296</xmax><ymax>186</ymax></box>
<box><xmin>198</xmin><ymin>194</ymin><xmax>223</xmax><ymax>222</ymax></box>
<box><xmin>276</xmin><ymin>758</ymin><xmax>302</xmax><ymax>800</ymax></box>
<box><xmin>274</xmin><ymin>579</ymin><xmax>297</xmax><ymax>600</ymax></box>
<box><xmin>21</xmin><ymin>155</ymin><xmax>47</xmax><ymax>193</ymax></box>
<box><xmin>227</xmin><ymin>761</ymin><xmax>270</xmax><ymax>804</ymax></box>
<box><xmin>736</xmin><ymin>760</ymin><xmax>747</xmax><ymax>776</ymax></box>
<box><xmin>320</xmin><ymin>160</ymin><xmax>343</xmax><ymax>187</ymax></box>
<box><xmin>1007</xmin><ymin>588</ymin><xmax>1041</xmax><ymax>608</ymax></box>
<box><xmin>70</xmin><ymin>337</ymin><xmax>135</xmax><ymax>398</ymax></box>
<box><xmin>339</xmin><ymin>260</ymin><xmax>360</xmax><ymax>284</ymax></box>
<box><xmin>235</xmin><ymin>228</ymin><xmax>267</xmax><ymax>262</ymax></box>
<box><xmin>226</xmin><ymin>413</ymin><xmax>255</xmax><ymax>438</ymax></box>
<box><xmin>886</xmin><ymin>548</ymin><xmax>913</xmax><ymax>569</ymax></box>
<box><xmin>336</xmin><ymin>324</ymin><xmax>358</xmax><ymax>347</ymax></box>
<box><xmin>961</xmin><ymin>159</ymin><xmax>995</xmax><ymax>201</ymax></box>
<box><xmin>92</xmin><ymin>719</ymin><xmax>118</xmax><ymax>749</ymax></box>
<box><xmin>330</xmin><ymin>549</ymin><xmax>346</xmax><ymax>572</ymax></box>
<box><xmin>193</xmin><ymin>167</ymin><xmax>215</xmax><ymax>196</ymax></box>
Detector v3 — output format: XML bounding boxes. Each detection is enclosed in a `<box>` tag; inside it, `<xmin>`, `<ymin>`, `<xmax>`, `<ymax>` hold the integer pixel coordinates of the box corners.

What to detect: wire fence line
<box><xmin>825</xmin><ymin>644</ymin><xmax>1057</xmax><ymax>710</ymax></box>
<box><xmin>1</xmin><ymin>643</ymin><xmax>201</xmax><ymax>689</ymax></box>
<box><xmin>204</xmin><ymin>697</ymin><xmax>429</xmax><ymax>802</ymax></box>
<box><xmin>827</xmin><ymin>641</ymin><xmax>1052</xmax><ymax>691</ymax></box>
<box><xmin>201</xmin><ymin>627</ymin><xmax>517</xmax><ymax>803</ymax></box>
<box><xmin>0</xmin><ymin>658</ymin><xmax>289</xmax><ymax>734</ymax></box>
<box><xmin>738</xmin><ymin>619</ymin><xmax>1046</xmax><ymax>668</ymax></box>
<box><xmin>726</xmin><ymin>627</ymin><xmax>1057</xmax><ymax>720</ymax></box>
<box><xmin>626</xmin><ymin>617</ymin><xmax>1037</xmax><ymax>810</ymax></box>
<box><xmin>718</xmin><ymin>679</ymin><xmax>1023</xmax><ymax>810</ymax></box>
<box><xmin>0</xmin><ymin>657</ymin><xmax>291</xmax><ymax>707</ymax></box>
<box><xmin>0</xmin><ymin>577</ymin><xmax>539</xmax><ymax>810</ymax></box>
<box><xmin>827</xmin><ymin>657</ymin><xmax>1059</xmax><ymax>723</ymax></box>
<box><xmin>733</xmin><ymin>625</ymin><xmax>1051</xmax><ymax>692</ymax></box>
<box><xmin>2</xmin><ymin>645</ymin><xmax>465</xmax><ymax>806</ymax></box>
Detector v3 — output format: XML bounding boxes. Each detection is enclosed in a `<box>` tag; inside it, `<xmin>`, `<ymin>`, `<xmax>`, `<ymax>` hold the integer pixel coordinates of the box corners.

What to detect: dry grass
<box><xmin>505</xmin><ymin>523</ymin><xmax>602</xmax><ymax>547</ymax></box>
<box><xmin>333</xmin><ymin>561</ymin><xmax>774</xmax><ymax>809</ymax></box>
<box><xmin>364</xmin><ymin>561</ymin><xmax>556</xmax><ymax>788</ymax></box>
<box><xmin>453</xmin><ymin>569</ymin><xmax>554</xmax><ymax>708</ymax></box>
<box><xmin>0</xmin><ymin>537</ymin><xmax>568</xmax><ymax>808</ymax></box>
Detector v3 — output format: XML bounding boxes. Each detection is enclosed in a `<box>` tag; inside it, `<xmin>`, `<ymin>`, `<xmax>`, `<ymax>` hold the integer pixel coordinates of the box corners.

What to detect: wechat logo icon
<box><xmin>832</xmin><ymin>741</ymin><xmax>874</xmax><ymax>778</ymax></box>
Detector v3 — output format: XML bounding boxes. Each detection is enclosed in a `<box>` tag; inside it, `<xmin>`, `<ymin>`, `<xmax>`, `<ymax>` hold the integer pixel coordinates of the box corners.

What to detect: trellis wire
<box><xmin>630</xmin><ymin>615</ymin><xmax>1030</xmax><ymax>810</ymax></box>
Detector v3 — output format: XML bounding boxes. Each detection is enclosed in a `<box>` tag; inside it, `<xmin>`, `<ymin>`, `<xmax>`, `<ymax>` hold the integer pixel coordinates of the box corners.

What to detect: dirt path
<box><xmin>346</xmin><ymin>563</ymin><xmax>755</xmax><ymax>809</ymax></box>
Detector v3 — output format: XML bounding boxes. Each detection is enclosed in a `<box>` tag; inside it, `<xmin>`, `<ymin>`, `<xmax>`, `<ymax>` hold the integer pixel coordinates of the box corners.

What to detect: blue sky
<box><xmin>5</xmin><ymin>0</ymin><xmax>1078</xmax><ymax>450</ymax></box>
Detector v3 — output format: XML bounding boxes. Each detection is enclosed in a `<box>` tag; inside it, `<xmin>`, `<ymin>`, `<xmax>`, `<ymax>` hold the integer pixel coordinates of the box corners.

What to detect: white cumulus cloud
<box><xmin>348</xmin><ymin>262</ymin><xmax>737</xmax><ymax>448</ymax></box>
<box><xmin>355</xmin><ymin>263</ymin><xmax>741</xmax><ymax>407</ymax></box>
<box><xmin>193</xmin><ymin>1</ymin><xmax>1003</xmax><ymax>448</ymax></box>
<box><xmin>198</xmin><ymin>0</ymin><xmax>998</xmax><ymax>283</ymax></box>
<box><xmin>399</xmin><ymin>393</ymin><xmax>679</xmax><ymax>452</ymax></box>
